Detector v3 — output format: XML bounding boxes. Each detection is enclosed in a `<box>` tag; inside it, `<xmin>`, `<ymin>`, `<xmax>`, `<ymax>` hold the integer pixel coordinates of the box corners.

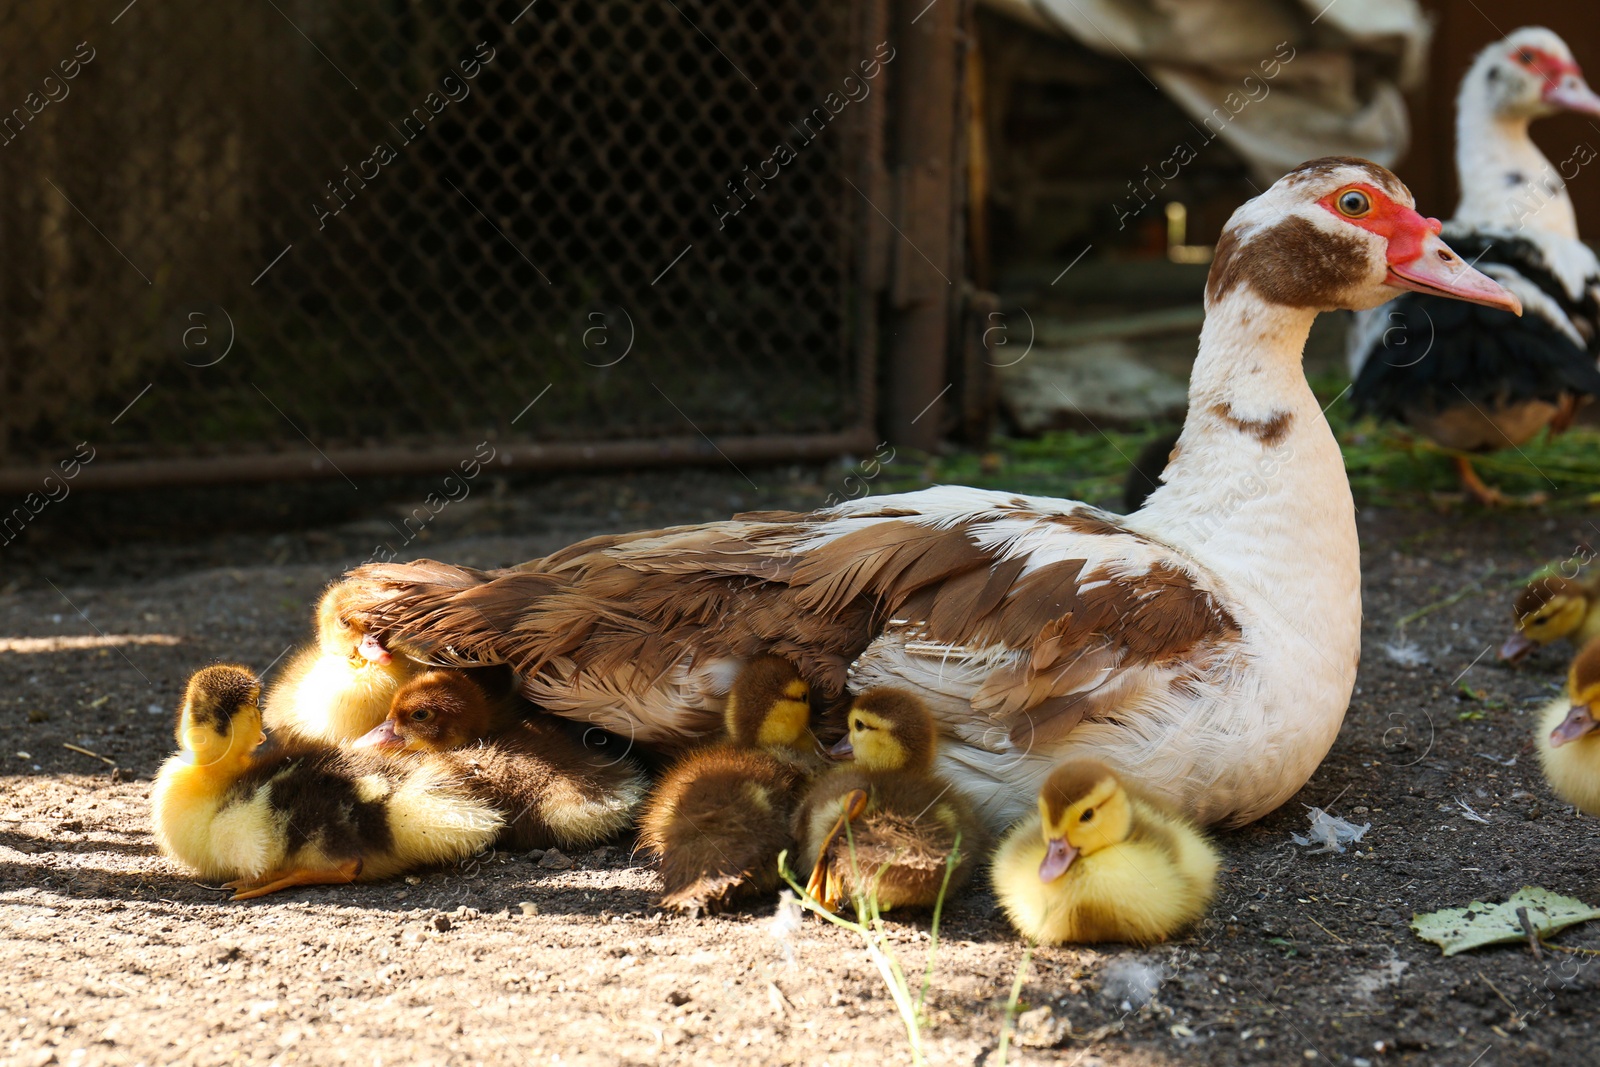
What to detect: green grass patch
<box><xmin>880</xmin><ymin>374</ymin><xmax>1600</xmax><ymax>511</ymax></box>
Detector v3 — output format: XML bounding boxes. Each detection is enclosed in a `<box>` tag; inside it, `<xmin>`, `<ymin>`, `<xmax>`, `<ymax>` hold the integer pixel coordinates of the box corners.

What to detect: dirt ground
<box><xmin>2</xmin><ymin>462</ymin><xmax>1599</xmax><ymax>1067</ymax></box>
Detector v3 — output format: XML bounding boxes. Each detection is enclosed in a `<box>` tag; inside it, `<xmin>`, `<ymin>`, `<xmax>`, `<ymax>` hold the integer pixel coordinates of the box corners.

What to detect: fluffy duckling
<box><xmin>991</xmin><ymin>759</ymin><xmax>1219</xmax><ymax>944</ymax></box>
<box><xmin>354</xmin><ymin>668</ymin><xmax>648</xmax><ymax>850</ymax></box>
<box><xmin>1538</xmin><ymin>638</ymin><xmax>1600</xmax><ymax>815</ymax></box>
<box><xmin>797</xmin><ymin>688</ymin><xmax>984</xmax><ymax>912</ymax></box>
<box><xmin>263</xmin><ymin>582</ymin><xmax>421</xmax><ymax>744</ymax></box>
<box><xmin>638</xmin><ymin>654</ymin><xmax>820</xmax><ymax>915</ymax></box>
<box><xmin>1500</xmin><ymin>573</ymin><xmax>1600</xmax><ymax>663</ymax></box>
<box><xmin>152</xmin><ymin>664</ymin><xmax>503</xmax><ymax>900</ymax></box>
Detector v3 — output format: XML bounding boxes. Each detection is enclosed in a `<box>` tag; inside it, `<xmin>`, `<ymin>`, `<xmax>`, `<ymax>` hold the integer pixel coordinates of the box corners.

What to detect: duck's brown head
<box><xmin>314</xmin><ymin>582</ymin><xmax>395</xmax><ymax>667</ymax></box>
<box><xmin>1502</xmin><ymin>576</ymin><xmax>1591</xmax><ymax>662</ymax></box>
<box><xmin>176</xmin><ymin>664</ymin><xmax>266</xmax><ymax>770</ymax></box>
<box><xmin>1035</xmin><ymin>760</ymin><xmax>1134</xmax><ymax>882</ymax></box>
<box><xmin>1551</xmin><ymin>640</ymin><xmax>1600</xmax><ymax>747</ymax></box>
<box><xmin>724</xmin><ymin>654</ymin><xmax>812</xmax><ymax>752</ymax></box>
<box><xmin>353</xmin><ymin>669</ymin><xmax>494</xmax><ymax>753</ymax></box>
<box><xmin>828</xmin><ymin>688</ymin><xmax>938</xmax><ymax>773</ymax></box>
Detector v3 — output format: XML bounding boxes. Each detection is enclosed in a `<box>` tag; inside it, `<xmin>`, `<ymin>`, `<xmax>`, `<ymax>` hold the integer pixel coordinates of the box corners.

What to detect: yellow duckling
<box><xmin>797</xmin><ymin>688</ymin><xmax>984</xmax><ymax>912</ymax></box>
<box><xmin>991</xmin><ymin>759</ymin><xmax>1219</xmax><ymax>944</ymax></box>
<box><xmin>638</xmin><ymin>654</ymin><xmax>820</xmax><ymax>915</ymax></box>
<box><xmin>263</xmin><ymin>582</ymin><xmax>421</xmax><ymax>743</ymax></box>
<box><xmin>1538</xmin><ymin>638</ymin><xmax>1600</xmax><ymax>815</ymax></box>
<box><xmin>354</xmin><ymin>668</ymin><xmax>648</xmax><ymax>851</ymax></box>
<box><xmin>1500</xmin><ymin>573</ymin><xmax>1600</xmax><ymax>663</ymax></box>
<box><xmin>152</xmin><ymin>664</ymin><xmax>503</xmax><ymax>900</ymax></box>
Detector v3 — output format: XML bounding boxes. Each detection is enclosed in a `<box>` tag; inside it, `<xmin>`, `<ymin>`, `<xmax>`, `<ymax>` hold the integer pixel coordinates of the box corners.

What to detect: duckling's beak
<box><xmin>828</xmin><ymin>735</ymin><xmax>854</xmax><ymax>760</ymax></box>
<box><xmin>357</xmin><ymin>632</ymin><xmax>392</xmax><ymax>666</ymax></box>
<box><xmin>352</xmin><ymin>719</ymin><xmax>405</xmax><ymax>751</ymax></box>
<box><xmin>1038</xmin><ymin>837</ymin><xmax>1078</xmax><ymax>882</ymax></box>
<box><xmin>1549</xmin><ymin>704</ymin><xmax>1599</xmax><ymax>747</ymax></box>
<box><xmin>1498</xmin><ymin>631</ymin><xmax>1537</xmax><ymax>663</ymax></box>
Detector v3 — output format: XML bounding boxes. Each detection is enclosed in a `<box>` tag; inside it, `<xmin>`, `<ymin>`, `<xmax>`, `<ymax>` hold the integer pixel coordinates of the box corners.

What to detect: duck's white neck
<box><xmin>1123</xmin><ymin>283</ymin><xmax>1360</xmax><ymax>815</ymax></box>
<box><xmin>1454</xmin><ymin>83</ymin><xmax>1577</xmax><ymax>238</ymax></box>
<box><xmin>1132</xmin><ymin>289</ymin><xmax>1360</xmax><ymax>665</ymax></box>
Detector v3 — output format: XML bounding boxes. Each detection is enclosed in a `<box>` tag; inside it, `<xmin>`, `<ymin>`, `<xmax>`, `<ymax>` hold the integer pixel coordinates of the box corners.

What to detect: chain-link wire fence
<box><xmin>0</xmin><ymin>0</ymin><xmax>891</xmax><ymax>487</ymax></box>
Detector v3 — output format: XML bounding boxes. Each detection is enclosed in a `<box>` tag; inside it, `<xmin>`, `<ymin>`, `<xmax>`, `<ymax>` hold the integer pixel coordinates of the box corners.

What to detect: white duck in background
<box><xmin>346</xmin><ymin>159</ymin><xmax>1518</xmax><ymax>831</ymax></box>
<box><xmin>1348</xmin><ymin>27</ymin><xmax>1600</xmax><ymax>505</ymax></box>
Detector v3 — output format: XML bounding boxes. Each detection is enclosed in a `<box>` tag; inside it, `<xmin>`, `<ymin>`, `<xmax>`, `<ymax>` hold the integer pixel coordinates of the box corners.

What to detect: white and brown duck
<box><xmin>343</xmin><ymin>158</ymin><xmax>1517</xmax><ymax>831</ymax></box>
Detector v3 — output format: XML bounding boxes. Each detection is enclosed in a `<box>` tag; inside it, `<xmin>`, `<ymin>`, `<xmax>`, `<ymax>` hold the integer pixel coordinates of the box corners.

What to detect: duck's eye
<box><xmin>411</xmin><ymin>709</ymin><xmax>433</xmax><ymax>722</ymax></box>
<box><xmin>851</xmin><ymin>717</ymin><xmax>865</xmax><ymax>731</ymax></box>
<box><xmin>1080</xmin><ymin>808</ymin><xmax>1095</xmax><ymax>823</ymax></box>
<box><xmin>1518</xmin><ymin>49</ymin><xmax>1536</xmax><ymax>65</ymax></box>
<box><xmin>1336</xmin><ymin>189</ymin><xmax>1371</xmax><ymax>218</ymax></box>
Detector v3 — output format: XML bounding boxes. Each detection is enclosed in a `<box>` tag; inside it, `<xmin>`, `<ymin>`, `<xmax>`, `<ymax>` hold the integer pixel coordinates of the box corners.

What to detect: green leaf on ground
<box><xmin>1411</xmin><ymin>887</ymin><xmax>1600</xmax><ymax>956</ymax></box>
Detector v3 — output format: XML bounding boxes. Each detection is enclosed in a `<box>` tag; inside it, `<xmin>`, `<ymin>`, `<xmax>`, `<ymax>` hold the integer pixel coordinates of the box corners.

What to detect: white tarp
<box><xmin>984</xmin><ymin>0</ymin><xmax>1431</xmax><ymax>183</ymax></box>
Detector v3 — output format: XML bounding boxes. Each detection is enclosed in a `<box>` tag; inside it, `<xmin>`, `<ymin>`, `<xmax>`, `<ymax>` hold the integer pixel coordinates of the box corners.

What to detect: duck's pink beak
<box><xmin>1038</xmin><ymin>837</ymin><xmax>1078</xmax><ymax>882</ymax></box>
<box><xmin>1386</xmin><ymin>230</ymin><xmax>1522</xmax><ymax>316</ymax></box>
<box><xmin>1544</xmin><ymin>73</ymin><xmax>1600</xmax><ymax>116</ymax></box>
<box><xmin>357</xmin><ymin>632</ymin><xmax>392</xmax><ymax>665</ymax></box>
<box><xmin>827</xmin><ymin>734</ymin><xmax>854</xmax><ymax>760</ymax></box>
<box><xmin>1549</xmin><ymin>704</ymin><xmax>1599</xmax><ymax>747</ymax></box>
<box><xmin>352</xmin><ymin>719</ymin><xmax>404</xmax><ymax>751</ymax></box>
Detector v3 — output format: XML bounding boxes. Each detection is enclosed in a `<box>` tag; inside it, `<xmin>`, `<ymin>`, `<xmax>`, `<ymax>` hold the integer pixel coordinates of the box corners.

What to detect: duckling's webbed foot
<box><xmin>224</xmin><ymin>857</ymin><xmax>363</xmax><ymax>901</ymax></box>
<box><xmin>1453</xmin><ymin>456</ymin><xmax>1545</xmax><ymax>508</ymax></box>
<box><xmin>804</xmin><ymin>789</ymin><xmax>869</xmax><ymax>912</ymax></box>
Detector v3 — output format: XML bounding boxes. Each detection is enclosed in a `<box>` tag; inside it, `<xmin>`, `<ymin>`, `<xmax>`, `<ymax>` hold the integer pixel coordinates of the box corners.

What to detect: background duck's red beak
<box><xmin>1544</xmin><ymin>76</ymin><xmax>1600</xmax><ymax>116</ymax></box>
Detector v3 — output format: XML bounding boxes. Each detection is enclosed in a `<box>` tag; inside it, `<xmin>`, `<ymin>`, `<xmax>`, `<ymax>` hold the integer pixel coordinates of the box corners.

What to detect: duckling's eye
<box><xmin>411</xmin><ymin>709</ymin><xmax>433</xmax><ymax>722</ymax></box>
<box><xmin>1335</xmin><ymin>189</ymin><xmax>1371</xmax><ymax>218</ymax></box>
<box><xmin>851</xmin><ymin>717</ymin><xmax>866</xmax><ymax>731</ymax></box>
<box><xmin>1079</xmin><ymin>808</ymin><xmax>1095</xmax><ymax>824</ymax></box>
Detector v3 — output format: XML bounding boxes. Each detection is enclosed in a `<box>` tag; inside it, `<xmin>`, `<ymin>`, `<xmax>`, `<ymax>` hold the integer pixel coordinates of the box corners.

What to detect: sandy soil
<box><xmin>2</xmin><ymin>464</ymin><xmax>1598</xmax><ymax>1066</ymax></box>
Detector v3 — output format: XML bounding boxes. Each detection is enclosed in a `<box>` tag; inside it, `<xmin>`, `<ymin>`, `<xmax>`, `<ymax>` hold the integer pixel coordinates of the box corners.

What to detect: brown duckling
<box><xmin>152</xmin><ymin>664</ymin><xmax>503</xmax><ymax>900</ymax></box>
<box><xmin>638</xmin><ymin>654</ymin><xmax>820</xmax><ymax>915</ymax></box>
<box><xmin>354</xmin><ymin>668</ymin><xmax>647</xmax><ymax>851</ymax></box>
<box><xmin>1500</xmin><ymin>572</ymin><xmax>1600</xmax><ymax>663</ymax></box>
<box><xmin>263</xmin><ymin>582</ymin><xmax>421</xmax><ymax>743</ymax></box>
<box><xmin>796</xmin><ymin>688</ymin><xmax>984</xmax><ymax>912</ymax></box>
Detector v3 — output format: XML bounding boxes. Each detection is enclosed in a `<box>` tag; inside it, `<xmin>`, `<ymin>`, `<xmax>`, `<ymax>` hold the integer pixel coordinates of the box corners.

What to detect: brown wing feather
<box><xmin>345</xmin><ymin>502</ymin><xmax>1238</xmax><ymax>742</ymax></box>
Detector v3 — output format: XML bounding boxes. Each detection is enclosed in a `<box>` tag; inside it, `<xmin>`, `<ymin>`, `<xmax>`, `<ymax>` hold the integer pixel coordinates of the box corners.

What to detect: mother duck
<box><xmin>1347</xmin><ymin>27</ymin><xmax>1600</xmax><ymax>505</ymax></box>
<box><xmin>346</xmin><ymin>159</ymin><xmax>1517</xmax><ymax>831</ymax></box>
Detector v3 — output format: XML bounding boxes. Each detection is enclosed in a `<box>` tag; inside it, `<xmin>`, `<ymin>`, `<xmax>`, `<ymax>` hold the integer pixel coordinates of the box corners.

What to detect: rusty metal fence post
<box><xmin>885</xmin><ymin>0</ymin><xmax>968</xmax><ymax>453</ymax></box>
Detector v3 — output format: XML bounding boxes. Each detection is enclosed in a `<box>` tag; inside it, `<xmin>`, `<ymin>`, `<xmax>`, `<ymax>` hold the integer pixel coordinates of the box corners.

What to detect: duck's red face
<box><xmin>1514</xmin><ymin>46</ymin><xmax>1600</xmax><ymax>115</ymax></box>
<box><xmin>1318</xmin><ymin>183</ymin><xmax>1522</xmax><ymax>315</ymax></box>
